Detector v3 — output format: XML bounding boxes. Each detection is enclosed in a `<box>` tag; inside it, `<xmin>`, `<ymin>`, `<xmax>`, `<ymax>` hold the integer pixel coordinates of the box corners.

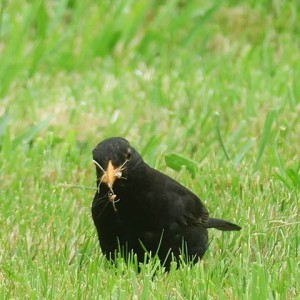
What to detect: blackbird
<box><xmin>92</xmin><ymin>137</ymin><xmax>241</xmax><ymax>270</ymax></box>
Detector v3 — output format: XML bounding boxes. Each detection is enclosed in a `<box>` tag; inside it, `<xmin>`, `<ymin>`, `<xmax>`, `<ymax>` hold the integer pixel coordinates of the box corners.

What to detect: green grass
<box><xmin>1</xmin><ymin>0</ymin><xmax>299</xmax><ymax>298</ymax></box>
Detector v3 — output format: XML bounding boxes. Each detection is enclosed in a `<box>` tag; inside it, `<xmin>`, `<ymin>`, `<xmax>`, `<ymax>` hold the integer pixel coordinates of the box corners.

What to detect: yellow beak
<box><xmin>102</xmin><ymin>160</ymin><xmax>118</xmax><ymax>188</ymax></box>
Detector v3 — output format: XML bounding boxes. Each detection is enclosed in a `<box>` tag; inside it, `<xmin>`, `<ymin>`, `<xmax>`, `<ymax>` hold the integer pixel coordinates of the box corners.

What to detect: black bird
<box><xmin>92</xmin><ymin>137</ymin><xmax>241</xmax><ymax>270</ymax></box>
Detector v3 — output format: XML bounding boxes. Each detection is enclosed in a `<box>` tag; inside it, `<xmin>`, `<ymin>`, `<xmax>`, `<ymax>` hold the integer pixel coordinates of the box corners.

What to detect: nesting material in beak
<box><xmin>93</xmin><ymin>159</ymin><xmax>125</xmax><ymax>212</ymax></box>
<box><xmin>93</xmin><ymin>159</ymin><xmax>123</xmax><ymax>190</ymax></box>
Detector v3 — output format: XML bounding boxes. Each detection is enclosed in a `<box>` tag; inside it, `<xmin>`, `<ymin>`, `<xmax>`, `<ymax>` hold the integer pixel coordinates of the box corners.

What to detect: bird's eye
<box><xmin>126</xmin><ymin>148</ymin><xmax>132</xmax><ymax>160</ymax></box>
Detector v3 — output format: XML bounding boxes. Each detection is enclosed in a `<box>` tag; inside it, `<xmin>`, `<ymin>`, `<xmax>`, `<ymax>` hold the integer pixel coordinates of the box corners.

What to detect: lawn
<box><xmin>0</xmin><ymin>0</ymin><xmax>299</xmax><ymax>299</ymax></box>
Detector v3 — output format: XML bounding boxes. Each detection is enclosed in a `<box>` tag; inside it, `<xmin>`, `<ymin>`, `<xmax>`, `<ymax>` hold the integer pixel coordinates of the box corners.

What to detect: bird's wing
<box><xmin>147</xmin><ymin>167</ymin><xmax>209</xmax><ymax>228</ymax></box>
<box><xmin>163</xmin><ymin>175</ymin><xmax>210</xmax><ymax>227</ymax></box>
<box><xmin>180</xmin><ymin>194</ymin><xmax>209</xmax><ymax>227</ymax></box>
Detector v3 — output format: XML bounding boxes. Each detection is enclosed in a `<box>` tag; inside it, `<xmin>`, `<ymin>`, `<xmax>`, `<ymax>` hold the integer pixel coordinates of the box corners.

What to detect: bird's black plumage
<box><xmin>92</xmin><ymin>137</ymin><xmax>241</xmax><ymax>270</ymax></box>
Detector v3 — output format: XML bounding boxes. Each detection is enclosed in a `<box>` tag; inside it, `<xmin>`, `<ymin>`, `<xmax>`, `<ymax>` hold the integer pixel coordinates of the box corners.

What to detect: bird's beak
<box><xmin>102</xmin><ymin>160</ymin><xmax>119</xmax><ymax>189</ymax></box>
<box><xmin>93</xmin><ymin>158</ymin><xmax>124</xmax><ymax>190</ymax></box>
<box><xmin>104</xmin><ymin>160</ymin><xmax>117</xmax><ymax>188</ymax></box>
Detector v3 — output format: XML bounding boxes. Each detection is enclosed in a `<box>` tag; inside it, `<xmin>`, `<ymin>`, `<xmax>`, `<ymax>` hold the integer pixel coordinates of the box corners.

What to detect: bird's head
<box><xmin>92</xmin><ymin>137</ymin><xmax>143</xmax><ymax>193</ymax></box>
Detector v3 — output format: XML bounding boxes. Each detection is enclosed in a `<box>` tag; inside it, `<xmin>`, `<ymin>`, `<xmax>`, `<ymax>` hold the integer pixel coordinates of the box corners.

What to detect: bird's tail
<box><xmin>205</xmin><ymin>217</ymin><xmax>241</xmax><ymax>231</ymax></box>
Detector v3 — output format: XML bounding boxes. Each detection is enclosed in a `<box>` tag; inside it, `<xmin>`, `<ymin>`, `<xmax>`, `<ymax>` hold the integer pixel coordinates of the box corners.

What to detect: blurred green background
<box><xmin>0</xmin><ymin>0</ymin><xmax>299</xmax><ymax>299</ymax></box>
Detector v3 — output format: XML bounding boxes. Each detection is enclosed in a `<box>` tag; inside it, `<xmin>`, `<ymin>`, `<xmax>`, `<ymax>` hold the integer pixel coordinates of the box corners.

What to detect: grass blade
<box><xmin>286</xmin><ymin>167</ymin><xmax>300</xmax><ymax>187</ymax></box>
<box><xmin>254</xmin><ymin>109</ymin><xmax>277</xmax><ymax>171</ymax></box>
<box><xmin>11</xmin><ymin>118</ymin><xmax>51</xmax><ymax>149</ymax></box>
<box><xmin>215</xmin><ymin>112</ymin><xmax>231</xmax><ymax>161</ymax></box>
<box><xmin>165</xmin><ymin>153</ymin><xmax>198</xmax><ymax>177</ymax></box>
<box><xmin>233</xmin><ymin>138</ymin><xmax>254</xmax><ymax>167</ymax></box>
<box><xmin>0</xmin><ymin>111</ymin><xmax>9</xmax><ymax>137</ymax></box>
